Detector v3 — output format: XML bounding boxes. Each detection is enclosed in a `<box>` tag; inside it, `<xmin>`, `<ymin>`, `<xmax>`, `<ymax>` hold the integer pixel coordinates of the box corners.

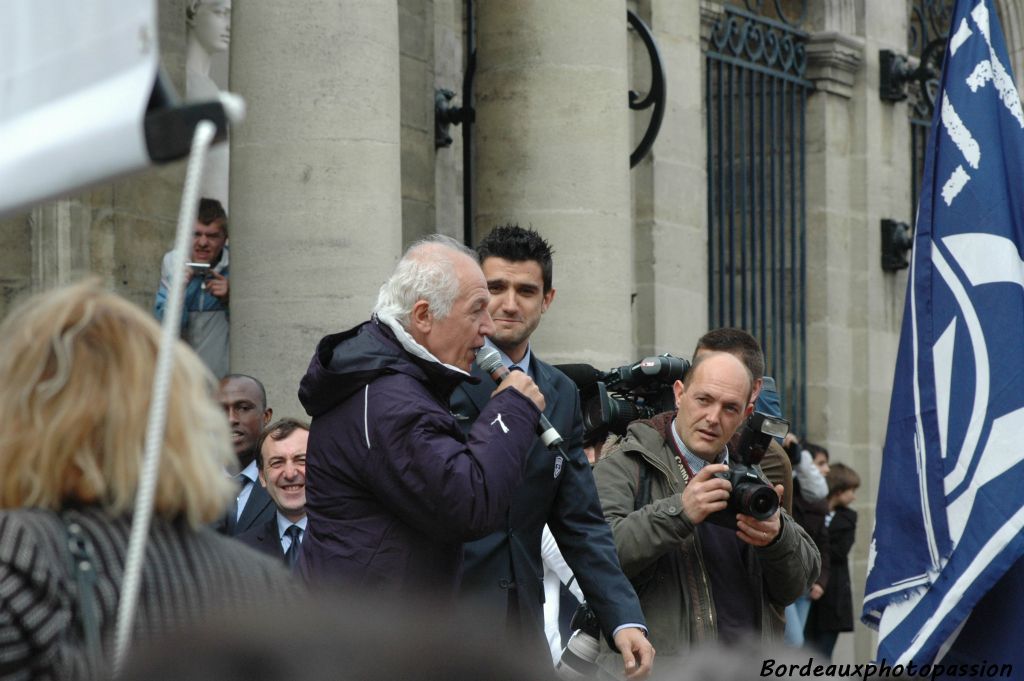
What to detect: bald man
<box><xmin>592</xmin><ymin>352</ymin><xmax>819</xmax><ymax>675</ymax></box>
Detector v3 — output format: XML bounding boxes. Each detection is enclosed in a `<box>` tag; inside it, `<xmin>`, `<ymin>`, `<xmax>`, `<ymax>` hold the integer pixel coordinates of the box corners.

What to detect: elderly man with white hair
<box><xmin>296</xmin><ymin>234</ymin><xmax>545</xmax><ymax>595</ymax></box>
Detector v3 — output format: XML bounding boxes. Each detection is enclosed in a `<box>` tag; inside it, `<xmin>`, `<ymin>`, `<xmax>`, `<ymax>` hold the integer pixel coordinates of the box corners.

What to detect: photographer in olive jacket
<box><xmin>592</xmin><ymin>351</ymin><xmax>819</xmax><ymax>677</ymax></box>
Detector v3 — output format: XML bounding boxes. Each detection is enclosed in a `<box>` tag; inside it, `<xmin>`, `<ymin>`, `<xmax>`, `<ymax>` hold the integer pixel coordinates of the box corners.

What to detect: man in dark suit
<box><xmin>214</xmin><ymin>374</ymin><xmax>275</xmax><ymax>536</ymax></box>
<box><xmin>451</xmin><ymin>225</ymin><xmax>653</xmax><ymax>679</ymax></box>
<box><xmin>240</xmin><ymin>418</ymin><xmax>309</xmax><ymax>568</ymax></box>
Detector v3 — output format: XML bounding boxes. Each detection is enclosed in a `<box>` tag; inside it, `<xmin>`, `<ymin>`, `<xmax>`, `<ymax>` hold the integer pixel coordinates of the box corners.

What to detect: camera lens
<box><xmin>582</xmin><ymin>400</ymin><xmax>603</xmax><ymax>433</ymax></box>
<box><xmin>737</xmin><ymin>483</ymin><xmax>778</xmax><ymax>520</ymax></box>
<box><xmin>557</xmin><ymin>604</ymin><xmax>602</xmax><ymax>681</ymax></box>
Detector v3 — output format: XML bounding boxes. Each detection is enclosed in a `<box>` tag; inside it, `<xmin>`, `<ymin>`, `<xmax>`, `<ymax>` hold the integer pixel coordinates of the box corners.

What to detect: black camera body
<box><xmin>706</xmin><ymin>411</ymin><xmax>789</xmax><ymax>530</ymax></box>
<box><xmin>573</xmin><ymin>354</ymin><xmax>689</xmax><ymax>441</ymax></box>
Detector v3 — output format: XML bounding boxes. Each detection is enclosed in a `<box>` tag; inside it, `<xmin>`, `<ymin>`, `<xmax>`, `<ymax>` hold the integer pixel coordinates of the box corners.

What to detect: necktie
<box><xmin>225</xmin><ymin>473</ymin><xmax>248</xmax><ymax>534</ymax></box>
<box><xmin>283</xmin><ymin>524</ymin><xmax>303</xmax><ymax>569</ymax></box>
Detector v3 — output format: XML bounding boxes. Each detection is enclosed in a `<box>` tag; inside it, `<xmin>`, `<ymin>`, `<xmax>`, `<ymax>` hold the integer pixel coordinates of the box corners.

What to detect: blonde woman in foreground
<box><xmin>0</xmin><ymin>281</ymin><xmax>297</xmax><ymax>680</ymax></box>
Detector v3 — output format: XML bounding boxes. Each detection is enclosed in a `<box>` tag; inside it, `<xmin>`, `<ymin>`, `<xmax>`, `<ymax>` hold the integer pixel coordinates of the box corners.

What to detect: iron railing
<box><xmin>705</xmin><ymin>4</ymin><xmax>812</xmax><ymax>430</ymax></box>
<box><xmin>908</xmin><ymin>0</ymin><xmax>955</xmax><ymax>223</ymax></box>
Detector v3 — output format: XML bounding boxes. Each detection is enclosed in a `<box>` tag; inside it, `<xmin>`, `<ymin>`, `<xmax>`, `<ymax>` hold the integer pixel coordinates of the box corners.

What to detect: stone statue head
<box><xmin>186</xmin><ymin>0</ymin><xmax>232</xmax><ymax>56</ymax></box>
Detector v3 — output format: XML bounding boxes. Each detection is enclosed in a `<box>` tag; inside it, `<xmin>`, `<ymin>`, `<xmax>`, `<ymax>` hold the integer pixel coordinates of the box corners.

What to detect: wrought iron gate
<box><xmin>909</xmin><ymin>0</ymin><xmax>955</xmax><ymax>222</ymax></box>
<box><xmin>705</xmin><ymin>4</ymin><xmax>812</xmax><ymax>431</ymax></box>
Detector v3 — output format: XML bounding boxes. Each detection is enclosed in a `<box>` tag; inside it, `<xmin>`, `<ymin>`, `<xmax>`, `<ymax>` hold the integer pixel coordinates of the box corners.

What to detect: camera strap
<box><xmin>663</xmin><ymin>418</ymin><xmax>700</xmax><ymax>482</ymax></box>
<box><xmin>632</xmin><ymin>418</ymin><xmax>691</xmax><ymax>512</ymax></box>
<box><xmin>629</xmin><ymin>456</ymin><xmax>661</xmax><ymax>595</ymax></box>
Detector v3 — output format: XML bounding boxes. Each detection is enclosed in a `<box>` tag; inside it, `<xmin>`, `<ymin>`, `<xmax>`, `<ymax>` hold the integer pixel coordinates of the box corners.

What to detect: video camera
<box><xmin>706</xmin><ymin>411</ymin><xmax>789</xmax><ymax>529</ymax></box>
<box><xmin>557</xmin><ymin>354</ymin><xmax>689</xmax><ymax>443</ymax></box>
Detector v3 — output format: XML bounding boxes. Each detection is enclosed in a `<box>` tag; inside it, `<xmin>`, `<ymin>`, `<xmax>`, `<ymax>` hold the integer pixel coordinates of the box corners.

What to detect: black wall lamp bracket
<box><xmin>435</xmin><ymin>88</ymin><xmax>474</xmax><ymax>149</ymax></box>
<box><xmin>881</xmin><ymin>218</ymin><xmax>914</xmax><ymax>271</ymax></box>
<box><xmin>879</xmin><ymin>38</ymin><xmax>944</xmax><ymax>103</ymax></box>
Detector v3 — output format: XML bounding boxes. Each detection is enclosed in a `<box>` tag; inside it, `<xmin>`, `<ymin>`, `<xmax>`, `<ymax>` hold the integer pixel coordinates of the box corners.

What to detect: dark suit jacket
<box><xmin>807</xmin><ymin>506</ymin><xmax>857</xmax><ymax>633</ymax></box>
<box><xmin>213</xmin><ymin>480</ymin><xmax>276</xmax><ymax>537</ymax></box>
<box><xmin>451</xmin><ymin>355</ymin><xmax>645</xmax><ymax>654</ymax></box>
<box><xmin>792</xmin><ymin>479</ymin><xmax>831</xmax><ymax>590</ymax></box>
<box><xmin>238</xmin><ymin>516</ymin><xmax>286</xmax><ymax>563</ymax></box>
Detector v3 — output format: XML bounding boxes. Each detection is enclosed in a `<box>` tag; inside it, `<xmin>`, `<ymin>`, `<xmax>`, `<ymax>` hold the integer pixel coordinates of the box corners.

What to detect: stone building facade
<box><xmin>2</xmin><ymin>0</ymin><xmax>1022</xmax><ymax>664</ymax></box>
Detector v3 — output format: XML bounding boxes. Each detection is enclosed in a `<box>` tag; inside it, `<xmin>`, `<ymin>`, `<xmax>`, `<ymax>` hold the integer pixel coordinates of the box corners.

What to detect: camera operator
<box><xmin>592</xmin><ymin>351</ymin><xmax>819</xmax><ymax>676</ymax></box>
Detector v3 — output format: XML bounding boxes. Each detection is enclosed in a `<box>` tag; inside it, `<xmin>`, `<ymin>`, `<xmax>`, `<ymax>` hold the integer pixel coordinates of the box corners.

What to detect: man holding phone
<box><xmin>155</xmin><ymin>197</ymin><xmax>231</xmax><ymax>377</ymax></box>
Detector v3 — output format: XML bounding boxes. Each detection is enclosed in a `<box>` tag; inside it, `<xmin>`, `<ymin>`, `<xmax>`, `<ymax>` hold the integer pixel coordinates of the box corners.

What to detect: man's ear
<box><xmin>257</xmin><ymin>469</ymin><xmax>268</xmax><ymax>488</ymax></box>
<box><xmin>541</xmin><ymin>287</ymin><xmax>556</xmax><ymax>313</ymax></box>
<box><xmin>744</xmin><ymin>403</ymin><xmax>755</xmax><ymax>418</ymax></box>
<box><xmin>751</xmin><ymin>377</ymin><xmax>764</xmax><ymax>403</ymax></box>
<box><xmin>263</xmin><ymin>408</ymin><xmax>273</xmax><ymax>426</ymax></box>
<box><xmin>672</xmin><ymin>379</ymin><xmax>685</xmax><ymax>408</ymax></box>
<box><xmin>409</xmin><ymin>299</ymin><xmax>433</xmax><ymax>334</ymax></box>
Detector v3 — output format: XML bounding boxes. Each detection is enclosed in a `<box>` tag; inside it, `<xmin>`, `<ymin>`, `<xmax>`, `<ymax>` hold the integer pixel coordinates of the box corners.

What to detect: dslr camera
<box><xmin>706</xmin><ymin>411</ymin><xmax>789</xmax><ymax>529</ymax></box>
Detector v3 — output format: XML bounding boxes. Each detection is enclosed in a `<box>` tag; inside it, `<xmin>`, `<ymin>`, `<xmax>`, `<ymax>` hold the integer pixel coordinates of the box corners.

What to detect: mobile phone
<box><xmin>185</xmin><ymin>262</ymin><xmax>211</xmax><ymax>289</ymax></box>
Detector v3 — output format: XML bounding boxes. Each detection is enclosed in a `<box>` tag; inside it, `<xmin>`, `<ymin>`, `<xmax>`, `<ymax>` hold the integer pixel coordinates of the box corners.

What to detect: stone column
<box><xmin>804</xmin><ymin>0</ymin><xmax>902</xmax><ymax>665</ymax></box>
<box><xmin>399</xmin><ymin>0</ymin><xmax>438</xmax><ymax>245</ymax></box>
<box><xmin>433</xmin><ymin>0</ymin><xmax>466</xmax><ymax>240</ymax></box>
<box><xmin>29</xmin><ymin>201</ymin><xmax>91</xmax><ymax>291</ymax></box>
<box><xmin>0</xmin><ymin>218</ymin><xmax>31</xmax><ymax>321</ymax></box>
<box><xmin>634</xmin><ymin>0</ymin><xmax>707</xmax><ymax>359</ymax></box>
<box><xmin>229</xmin><ymin>3</ymin><xmax>403</xmax><ymax>417</ymax></box>
<box><xmin>803</xmin><ymin>0</ymin><xmax>870</xmax><ymax>463</ymax></box>
<box><xmin>474</xmin><ymin>0</ymin><xmax>634</xmax><ymax>367</ymax></box>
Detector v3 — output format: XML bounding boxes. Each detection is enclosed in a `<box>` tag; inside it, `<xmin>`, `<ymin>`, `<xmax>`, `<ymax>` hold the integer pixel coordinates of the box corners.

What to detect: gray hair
<box><xmin>373</xmin><ymin>234</ymin><xmax>478</xmax><ymax>328</ymax></box>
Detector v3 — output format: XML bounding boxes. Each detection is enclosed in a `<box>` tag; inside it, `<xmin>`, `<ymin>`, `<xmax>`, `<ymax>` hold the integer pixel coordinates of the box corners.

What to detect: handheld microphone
<box><xmin>476</xmin><ymin>346</ymin><xmax>564</xmax><ymax>449</ymax></box>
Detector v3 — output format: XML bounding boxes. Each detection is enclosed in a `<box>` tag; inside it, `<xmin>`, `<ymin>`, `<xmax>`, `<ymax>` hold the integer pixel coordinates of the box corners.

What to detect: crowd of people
<box><xmin>0</xmin><ymin>202</ymin><xmax>865</xmax><ymax>680</ymax></box>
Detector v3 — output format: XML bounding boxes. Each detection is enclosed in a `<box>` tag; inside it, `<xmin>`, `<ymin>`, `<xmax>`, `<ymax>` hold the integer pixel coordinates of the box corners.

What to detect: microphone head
<box><xmin>475</xmin><ymin>345</ymin><xmax>504</xmax><ymax>375</ymax></box>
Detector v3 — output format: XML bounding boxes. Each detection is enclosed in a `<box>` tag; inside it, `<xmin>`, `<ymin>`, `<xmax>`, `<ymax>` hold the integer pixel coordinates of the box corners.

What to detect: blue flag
<box><xmin>863</xmin><ymin>0</ymin><xmax>1024</xmax><ymax>668</ymax></box>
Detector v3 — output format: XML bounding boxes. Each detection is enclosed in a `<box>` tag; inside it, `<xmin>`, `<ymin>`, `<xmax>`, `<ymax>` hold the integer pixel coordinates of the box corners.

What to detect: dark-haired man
<box><xmin>154</xmin><ymin>197</ymin><xmax>231</xmax><ymax>377</ymax></box>
<box><xmin>451</xmin><ymin>225</ymin><xmax>653</xmax><ymax>679</ymax></box>
<box><xmin>214</xmin><ymin>374</ymin><xmax>275</xmax><ymax>536</ymax></box>
<box><xmin>240</xmin><ymin>418</ymin><xmax>309</xmax><ymax>569</ymax></box>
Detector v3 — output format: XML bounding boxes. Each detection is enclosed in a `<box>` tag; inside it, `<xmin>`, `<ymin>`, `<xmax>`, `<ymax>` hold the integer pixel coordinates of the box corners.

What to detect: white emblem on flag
<box><xmin>950</xmin><ymin>18</ymin><xmax>972</xmax><ymax>55</ymax></box>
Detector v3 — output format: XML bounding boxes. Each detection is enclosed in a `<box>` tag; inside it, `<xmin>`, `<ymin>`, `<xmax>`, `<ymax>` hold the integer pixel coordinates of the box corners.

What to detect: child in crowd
<box><xmin>804</xmin><ymin>462</ymin><xmax>861</xmax><ymax>659</ymax></box>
